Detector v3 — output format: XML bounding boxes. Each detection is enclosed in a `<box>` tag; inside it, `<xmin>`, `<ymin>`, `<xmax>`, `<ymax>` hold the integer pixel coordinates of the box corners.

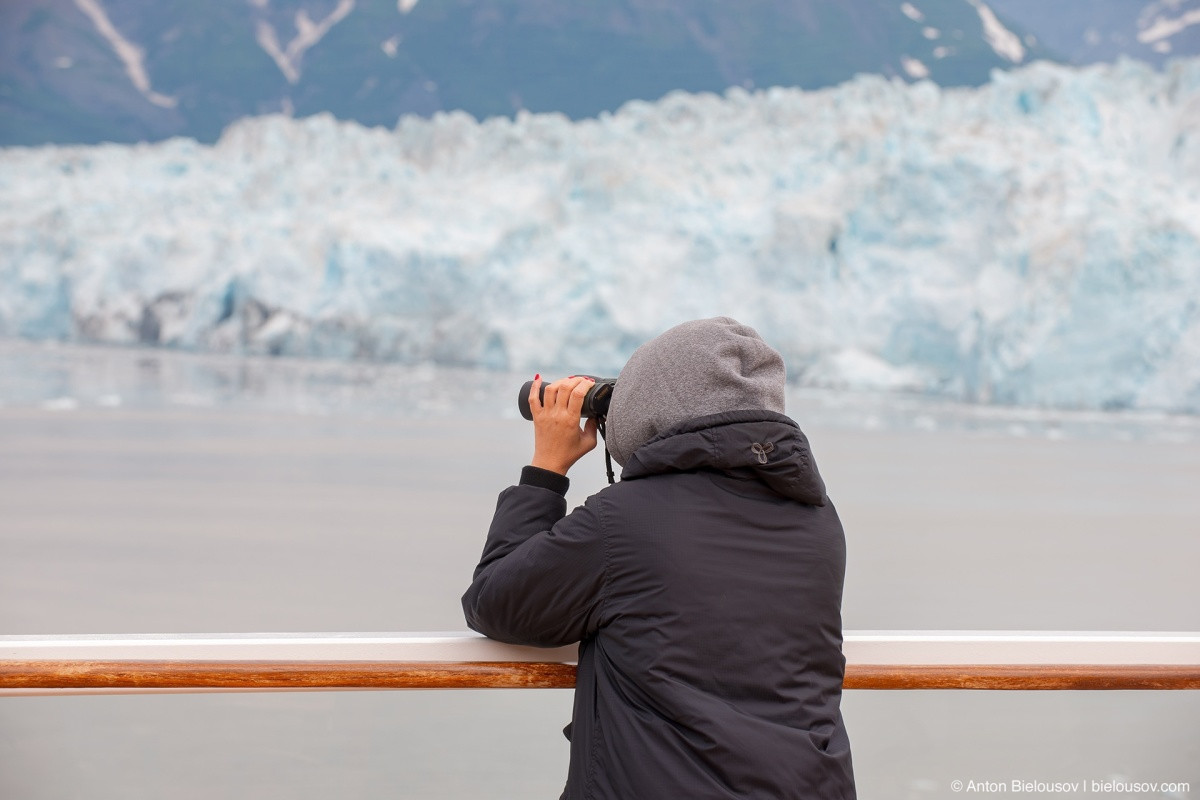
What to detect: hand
<box><xmin>528</xmin><ymin>375</ymin><xmax>599</xmax><ymax>476</ymax></box>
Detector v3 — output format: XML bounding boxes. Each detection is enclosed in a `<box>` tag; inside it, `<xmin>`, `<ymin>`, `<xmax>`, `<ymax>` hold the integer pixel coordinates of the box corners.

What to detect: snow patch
<box><xmin>968</xmin><ymin>0</ymin><xmax>1026</xmax><ymax>63</ymax></box>
<box><xmin>901</xmin><ymin>57</ymin><xmax>931</xmax><ymax>79</ymax></box>
<box><xmin>72</xmin><ymin>0</ymin><xmax>177</xmax><ymax>108</ymax></box>
<box><xmin>255</xmin><ymin>0</ymin><xmax>356</xmax><ymax>85</ymax></box>
<box><xmin>1139</xmin><ymin>8</ymin><xmax>1200</xmax><ymax>44</ymax></box>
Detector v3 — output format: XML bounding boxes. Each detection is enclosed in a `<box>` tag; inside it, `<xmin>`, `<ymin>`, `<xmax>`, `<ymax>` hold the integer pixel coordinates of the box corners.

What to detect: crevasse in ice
<box><xmin>1</xmin><ymin>58</ymin><xmax>1199</xmax><ymax>413</ymax></box>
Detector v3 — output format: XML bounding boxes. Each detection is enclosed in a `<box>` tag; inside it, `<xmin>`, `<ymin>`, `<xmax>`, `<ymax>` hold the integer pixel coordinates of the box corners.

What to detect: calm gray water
<box><xmin>1</xmin><ymin>345</ymin><xmax>1199</xmax><ymax>799</ymax></box>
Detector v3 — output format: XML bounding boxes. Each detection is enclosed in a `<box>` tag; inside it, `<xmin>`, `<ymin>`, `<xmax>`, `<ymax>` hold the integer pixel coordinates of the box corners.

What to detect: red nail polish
<box><xmin>534</xmin><ymin>374</ymin><xmax>540</xmax><ymax>381</ymax></box>
<box><xmin>568</xmin><ymin>375</ymin><xmax>576</xmax><ymax>378</ymax></box>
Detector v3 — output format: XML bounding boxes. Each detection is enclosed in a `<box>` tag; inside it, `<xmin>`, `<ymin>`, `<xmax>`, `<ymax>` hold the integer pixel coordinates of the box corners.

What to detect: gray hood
<box><xmin>605</xmin><ymin>317</ymin><xmax>786</xmax><ymax>468</ymax></box>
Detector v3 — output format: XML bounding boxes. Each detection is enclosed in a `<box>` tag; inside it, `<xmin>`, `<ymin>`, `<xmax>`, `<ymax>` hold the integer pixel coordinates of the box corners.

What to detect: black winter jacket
<box><xmin>463</xmin><ymin>410</ymin><xmax>856</xmax><ymax>799</ymax></box>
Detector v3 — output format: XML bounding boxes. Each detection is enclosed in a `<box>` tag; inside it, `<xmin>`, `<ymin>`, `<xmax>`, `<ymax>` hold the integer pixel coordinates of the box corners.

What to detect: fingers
<box><xmin>540</xmin><ymin>376</ymin><xmax>594</xmax><ymax>415</ymax></box>
<box><xmin>565</xmin><ymin>376</ymin><xmax>594</xmax><ymax>417</ymax></box>
<box><xmin>542</xmin><ymin>376</ymin><xmax>567</xmax><ymax>411</ymax></box>
<box><xmin>527</xmin><ymin>374</ymin><xmax>542</xmax><ymax>417</ymax></box>
<box><xmin>528</xmin><ymin>375</ymin><xmax>599</xmax><ymax>475</ymax></box>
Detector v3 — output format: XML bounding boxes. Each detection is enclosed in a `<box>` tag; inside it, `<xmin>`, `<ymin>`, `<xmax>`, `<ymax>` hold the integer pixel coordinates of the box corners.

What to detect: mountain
<box><xmin>1</xmin><ymin>0</ymin><xmax>1052</xmax><ymax>146</ymax></box>
<box><xmin>987</xmin><ymin>0</ymin><xmax>1200</xmax><ymax>66</ymax></box>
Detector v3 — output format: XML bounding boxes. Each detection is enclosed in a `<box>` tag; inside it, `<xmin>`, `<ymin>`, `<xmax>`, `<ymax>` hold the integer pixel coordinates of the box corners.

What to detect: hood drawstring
<box><xmin>598</xmin><ymin>417</ymin><xmax>615</xmax><ymax>484</ymax></box>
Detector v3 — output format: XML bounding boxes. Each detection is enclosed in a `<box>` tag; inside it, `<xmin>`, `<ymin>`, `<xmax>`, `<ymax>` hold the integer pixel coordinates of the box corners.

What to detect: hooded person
<box><xmin>463</xmin><ymin>317</ymin><xmax>857</xmax><ymax>800</ymax></box>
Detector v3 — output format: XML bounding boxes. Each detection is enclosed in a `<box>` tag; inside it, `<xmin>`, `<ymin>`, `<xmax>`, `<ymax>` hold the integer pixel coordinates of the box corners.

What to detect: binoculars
<box><xmin>518</xmin><ymin>376</ymin><xmax>616</xmax><ymax>420</ymax></box>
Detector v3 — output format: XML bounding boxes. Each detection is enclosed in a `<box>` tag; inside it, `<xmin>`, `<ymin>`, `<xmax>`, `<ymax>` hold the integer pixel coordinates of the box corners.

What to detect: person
<box><xmin>462</xmin><ymin>317</ymin><xmax>856</xmax><ymax>799</ymax></box>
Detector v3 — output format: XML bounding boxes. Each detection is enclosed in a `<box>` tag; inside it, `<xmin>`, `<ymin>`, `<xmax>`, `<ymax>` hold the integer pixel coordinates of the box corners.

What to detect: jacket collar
<box><xmin>618</xmin><ymin>410</ymin><xmax>827</xmax><ymax>506</ymax></box>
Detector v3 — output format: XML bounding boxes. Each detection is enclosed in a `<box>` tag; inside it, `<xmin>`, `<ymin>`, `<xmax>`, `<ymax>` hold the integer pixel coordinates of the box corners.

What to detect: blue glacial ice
<box><xmin>1</xmin><ymin>58</ymin><xmax>1199</xmax><ymax>414</ymax></box>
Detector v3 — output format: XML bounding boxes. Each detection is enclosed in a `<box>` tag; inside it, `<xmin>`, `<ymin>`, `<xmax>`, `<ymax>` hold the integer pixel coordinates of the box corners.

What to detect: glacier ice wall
<box><xmin>2</xmin><ymin>58</ymin><xmax>1200</xmax><ymax>413</ymax></box>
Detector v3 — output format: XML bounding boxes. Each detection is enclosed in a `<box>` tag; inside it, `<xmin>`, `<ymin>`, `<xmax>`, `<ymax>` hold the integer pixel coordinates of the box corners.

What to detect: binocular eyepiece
<box><xmin>519</xmin><ymin>376</ymin><xmax>617</xmax><ymax>421</ymax></box>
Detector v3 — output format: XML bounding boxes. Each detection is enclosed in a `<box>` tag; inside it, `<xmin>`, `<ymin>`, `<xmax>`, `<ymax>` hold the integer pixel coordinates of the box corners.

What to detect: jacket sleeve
<box><xmin>461</xmin><ymin>466</ymin><xmax>607</xmax><ymax>647</ymax></box>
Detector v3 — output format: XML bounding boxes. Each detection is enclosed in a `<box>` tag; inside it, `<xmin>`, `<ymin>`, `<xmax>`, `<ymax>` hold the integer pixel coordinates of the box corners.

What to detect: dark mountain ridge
<box><xmin>5</xmin><ymin>0</ymin><xmax>1192</xmax><ymax>147</ymax></box>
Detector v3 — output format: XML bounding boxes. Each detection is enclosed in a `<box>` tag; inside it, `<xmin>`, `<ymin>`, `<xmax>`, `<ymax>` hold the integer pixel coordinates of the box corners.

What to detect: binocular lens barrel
<box><xmin>518</xmin><ymin>377</ymin><xmax>616</xmax><ymax>420</ymax></box>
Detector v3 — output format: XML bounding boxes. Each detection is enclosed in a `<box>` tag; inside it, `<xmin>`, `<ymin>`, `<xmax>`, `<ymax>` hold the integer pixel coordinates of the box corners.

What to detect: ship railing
<box><xmin>3</xmin><ymin>631</ymin><xmax>1199</xmax><ymax>696</ymax></box>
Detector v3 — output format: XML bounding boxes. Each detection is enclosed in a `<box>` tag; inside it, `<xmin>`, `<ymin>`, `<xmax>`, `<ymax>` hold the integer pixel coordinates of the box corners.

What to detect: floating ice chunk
<box><xmin>42</xmin><ymin>397</ymin><xmax>79</xmax><ymax>411</ymax></box>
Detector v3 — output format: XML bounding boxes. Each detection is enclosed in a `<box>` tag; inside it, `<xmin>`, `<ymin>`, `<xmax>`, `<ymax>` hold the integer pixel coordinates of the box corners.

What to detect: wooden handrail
<box><xmin>3</xmin><ymin>631</ymin><xmax>1199</xmax><ymax>695</ymax></box>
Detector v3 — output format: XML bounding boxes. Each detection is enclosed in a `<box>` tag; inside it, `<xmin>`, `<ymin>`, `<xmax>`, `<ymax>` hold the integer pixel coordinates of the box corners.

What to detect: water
<box><xmin>1</xmin><ymin>342</ymin><xmax>1198</xmax><ymax>798</ymax></box>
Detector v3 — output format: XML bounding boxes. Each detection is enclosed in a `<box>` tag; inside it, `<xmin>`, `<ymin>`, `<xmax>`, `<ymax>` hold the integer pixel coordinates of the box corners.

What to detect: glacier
<box><xmin>1</xmin><ymin>58</ymin><xmax>1199</xmax><ymax>414</ymax></box>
